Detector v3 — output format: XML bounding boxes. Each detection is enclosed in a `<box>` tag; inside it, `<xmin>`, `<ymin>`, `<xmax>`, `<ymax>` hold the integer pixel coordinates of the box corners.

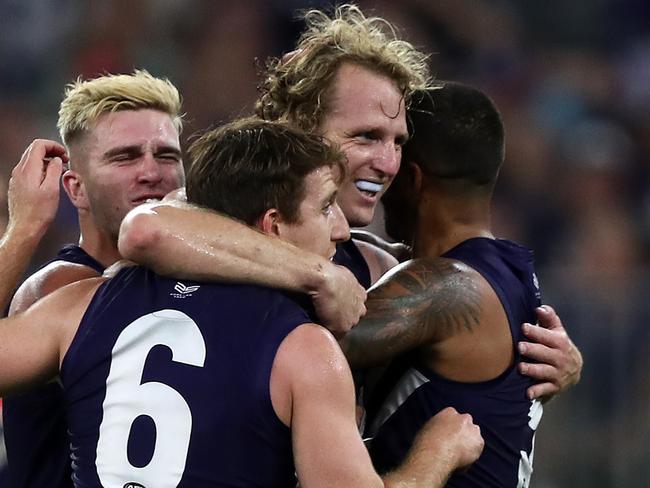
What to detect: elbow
<box><xmin>118</xmin><ymin>207</ymin><xmax>163</xmax><ymax>265</ymax></box>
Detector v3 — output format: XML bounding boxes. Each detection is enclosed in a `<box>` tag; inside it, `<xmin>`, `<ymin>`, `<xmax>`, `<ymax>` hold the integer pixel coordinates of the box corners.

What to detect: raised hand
<box><xmin>7</xmin><ymin>139</ymin><xmax>66</xmax><ymax>240</ymax></box>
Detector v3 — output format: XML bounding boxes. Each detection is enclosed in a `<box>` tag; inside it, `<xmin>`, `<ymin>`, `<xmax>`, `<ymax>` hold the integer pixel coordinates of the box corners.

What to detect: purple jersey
<box><xmin>62</xmin><ymin>266</ymin><xmax>308</xmax><ymax>487</ymax></box>
<box><xmin>366</xmin><ymin>238</ymin><xmax>543</xmax><ymax>488</ymax></box>
<box><xmin>334</xmin><ymin>240</ymin><xmax>371</xmax><ymax>289</ymax></box>
<box><xmin>3</xmin><ymin>245</ymin><xmax>104</xmax><ymax>488</ymax></box>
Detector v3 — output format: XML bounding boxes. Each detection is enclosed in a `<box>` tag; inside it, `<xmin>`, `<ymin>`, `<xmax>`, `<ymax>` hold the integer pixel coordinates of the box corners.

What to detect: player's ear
<box><xmin>397</xmin><ymin>160</ymin><xmax>422</xmax><ymax>201</ymax></box>
<box><xmin>259</xmin><ymin>208</ymin><xmax>282</xmax><ymax>236</ymax></box>
<box><xmin>62</xmin><ymin>169</ymin><xmax>90</xmax><ymax>211</ymax></box>
<box><xmin>409</xmin><ymin>161</ymin><xmax>423</xmax><ymax>197</ymax></box>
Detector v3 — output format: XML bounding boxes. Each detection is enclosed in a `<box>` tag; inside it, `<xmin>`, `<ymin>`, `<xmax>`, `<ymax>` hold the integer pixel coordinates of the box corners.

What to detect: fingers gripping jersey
<box><xmin>61</xmin><ymin>266</ymin><xmax>308</xmax><ymax>487</ymax></box>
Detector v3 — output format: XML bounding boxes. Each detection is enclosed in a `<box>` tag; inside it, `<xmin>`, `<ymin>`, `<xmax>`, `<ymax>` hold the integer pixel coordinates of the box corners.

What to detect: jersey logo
<box><xmin>123</xmin><ymin>483</ymin><xmax>145</xmax><ymax>488</ymax></box>
<box><xmin>171</xmin><ymin>282</ymin><xmax>201</xmax><ymax>298</ymax></box>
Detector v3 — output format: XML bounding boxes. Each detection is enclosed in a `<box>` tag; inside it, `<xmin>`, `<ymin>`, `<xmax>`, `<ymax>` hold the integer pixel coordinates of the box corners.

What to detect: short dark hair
<box><xmin>403</xmin><ymin>82</ymin><xmax>504</xmax><ymax>187</ymax></box>
<box><xmin>186</xmin><ymin>118</ymin><xmax>346</xmax><ymax>225</ymax></box>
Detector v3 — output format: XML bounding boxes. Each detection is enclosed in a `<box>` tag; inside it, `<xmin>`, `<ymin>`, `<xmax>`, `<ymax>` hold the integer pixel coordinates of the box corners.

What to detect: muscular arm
<box><xmin>0</xmin><ymin>139</ymin><xmax>65</xmax><ymax>311</ymax></box>
<box><xmin>0</xmin><ymin>278</ymin><xmax>104</xmax><ymax>395</ymax></box>
<box><xmin>339</xmin><ymin>255</ymin><xmax>582</xmax><ymax>398</ymax></box>
<box><xmin>275</xmin><ymin>324</ymin><xmax>482</xmax><ymax>487</ymax></box>
<box><xmin>118</xmin><ymin>201</ymin><xmax>366</xmax><ymax>333</ymax></box>
<box><xmin>339</xmin><ymin>257</ymin><xmax>483</xmax><ymax>370</ymax></box>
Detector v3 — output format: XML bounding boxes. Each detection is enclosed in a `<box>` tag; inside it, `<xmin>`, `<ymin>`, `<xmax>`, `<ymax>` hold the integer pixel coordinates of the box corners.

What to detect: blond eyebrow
<box><xmin>103</xmin><ymin>144</ymin><xmax>181</xmax><ymax>159</ymax></box>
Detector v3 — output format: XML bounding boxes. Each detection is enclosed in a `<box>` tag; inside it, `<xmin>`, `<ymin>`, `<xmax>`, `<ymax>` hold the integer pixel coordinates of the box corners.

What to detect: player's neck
<box><xmin>412</xmin><ymin>198</ymin><xmax>493</xmax><ymax>259</ymax></box>
<box><xmin>77</xmin><ymin>217</ymin><xmax>122</xmax><ymax>268</ymax></box>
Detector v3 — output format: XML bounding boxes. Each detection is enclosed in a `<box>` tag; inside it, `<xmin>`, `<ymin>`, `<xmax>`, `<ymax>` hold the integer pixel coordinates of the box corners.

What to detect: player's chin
<box><xmin>346</xmin><ymin>205</ymin><xmax>376</xmax><ymax>228</ymax></box>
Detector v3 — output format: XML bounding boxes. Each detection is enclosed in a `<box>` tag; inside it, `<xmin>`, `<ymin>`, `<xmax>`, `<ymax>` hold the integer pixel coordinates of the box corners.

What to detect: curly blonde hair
<box><xmin>57</xmin><ymin>70</ymin><xmax>183</xmax><ymax>146</ymax></box>
<box><xmin>255</xmin><ymin>4</ymin><xmax>432</xmax><ymax>133</ymax></box>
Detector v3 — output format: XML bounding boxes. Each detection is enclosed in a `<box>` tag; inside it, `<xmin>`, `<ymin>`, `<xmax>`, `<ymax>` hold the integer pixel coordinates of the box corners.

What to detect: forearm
<box><xmin>382</xmin><ymin>460</ymin><xmax>450</xmax><ymax>488</ymax></box>
<box><xmin>0</xmin><ymin>225</ymin><xmax>45</xmax><ymax>312</ymax></box>
<box><xmin>382</xmin><ymin>433</ymin><xmax>455</xmax><ymax>488</ymax></box>
<box><xmin>118</xmin><ymin>201</ymin><xmax>332</xmax><ymax>293</ymax></box>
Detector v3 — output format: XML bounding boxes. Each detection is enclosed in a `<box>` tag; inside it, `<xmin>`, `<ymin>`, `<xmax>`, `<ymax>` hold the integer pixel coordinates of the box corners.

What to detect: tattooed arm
<box><xmin>339</xmin><ymin>257</ymin><xmax>484</xmax><ymax>370</ymax></box>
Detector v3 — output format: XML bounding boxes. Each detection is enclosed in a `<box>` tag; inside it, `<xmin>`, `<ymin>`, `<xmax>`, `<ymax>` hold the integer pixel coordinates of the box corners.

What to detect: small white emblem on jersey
<box><xmin>171</xmin><ymin>282</ymin><xmax>201</xmax><ymax>298</ymax></box>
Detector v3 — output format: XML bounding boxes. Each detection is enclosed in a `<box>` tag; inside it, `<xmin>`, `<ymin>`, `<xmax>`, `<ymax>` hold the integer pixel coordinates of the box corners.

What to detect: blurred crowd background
<box><xmin>1</xmin><ymin>0</ymin><xmax>649</xmax><ymax>486</ymax></box>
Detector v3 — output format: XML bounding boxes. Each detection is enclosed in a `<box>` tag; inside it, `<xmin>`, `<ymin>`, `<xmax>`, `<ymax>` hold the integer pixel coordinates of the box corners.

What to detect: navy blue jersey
<box><xmin>334</xmin><ymin>239</ymin><xmax>371</xmax><ymax>289</ymax></box>
<box><xmin>366</xmin><ymin>238</ymin><xmax>543</xmax><ymax>488</ymax></box>
<box><xmin>61</xmin><ymin>266</ymin><xmax>308</xmax><ymax>487</ymax></box>
<box><xmin>3</xmin><ymin>245</ymin><xmax>104</xmax><ymax>488</ymax></box>
<box><xmin>333</xmin><ymin>239</ymin><xmax>372</xmax><ymax>402</ymax></box>
<box><xmin>52</xmin><ymin>244</ymin><xmax>105</xmax><ymax>274</ymax></box>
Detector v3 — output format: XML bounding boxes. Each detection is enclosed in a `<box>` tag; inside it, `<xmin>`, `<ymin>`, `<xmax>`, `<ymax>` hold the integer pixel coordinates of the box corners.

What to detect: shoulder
<box><xmin>13</xmin><ymin>276</ymin><xmax>107</xmax><ymax>344</ymax></box>
<box><xmin>276</xmin><ymin>323</ymin><xmax>351</xmax><ymax>388</ymax></box>
<box><xmin>352</xmin><ymin>238</ymin><xmax>398</xmax><ymax>285</ymax></box>
<box><xmin>26</xmin><ymin>276</ymin><xmax>108</xmax><ymax>315</ymax></box>
<box><xmin>369</xmin><ymin>257</ymin><xmax>498</xmax><ymax>340</ymax></box>
<box><xmin>369</xmin><ymin>256</ymin><xmax>481</xmax><ymax>297</ymax></box>
<box><xmin>367</xmin><ymin>257</ymin><xmax>491</xmax><ymax>327</ymax></box>
<box><xmin>10</xmin><ymin>260</ymin><xmax>103</xmax><ymax>315</ymax></box>
<box><xmin>37</xmin><ymin>276</ymin><xmax>108</xmax><ymax>361</ymax></box>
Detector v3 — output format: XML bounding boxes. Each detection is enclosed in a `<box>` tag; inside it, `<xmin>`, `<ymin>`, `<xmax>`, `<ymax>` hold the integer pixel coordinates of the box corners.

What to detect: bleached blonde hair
<box><xmin>255</xmin><ymin>4</ymin><xmax>431</xmax><ymax>132</ymax></box>
<box><xmin>57</xmin><ymin>70</ymin><xmax>183</xmax><ymax>146</ymax></box>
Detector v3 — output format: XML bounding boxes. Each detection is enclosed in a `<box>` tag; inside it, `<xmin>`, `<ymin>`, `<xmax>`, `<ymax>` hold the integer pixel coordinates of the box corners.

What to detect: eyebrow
<box><xmin>103</xmin><ymin>145</ymin><xmax>141</xmax><ymax>159</ymax></box>
<box><xmin>103</xmin><ymin>144</ymin><xmax>182</xmax><ymax>159</ymax></box>
<box><xmin>323</xmin><ymin>188</ymin><xmax>338</xmax><ymax>206</ymax></box>
<box><xmin>154</xmin><ymin>145</ymin><xmax>182</xmax><ymax>156</ymax></box>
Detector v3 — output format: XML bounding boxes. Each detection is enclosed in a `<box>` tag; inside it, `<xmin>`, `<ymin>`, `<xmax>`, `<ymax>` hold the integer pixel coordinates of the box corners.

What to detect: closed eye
<box><xmin>110</xmin><ymin>152</ymin><xmax>139</xmax><ymax>163</ymax></box>
<box><xmin>155</xmin><ymin>146</ymin><xmax>182</xmax><ymax>162</ymax></box>
<box><xmin>357</xmin><ymin>131</ymin><xmax>379</xmax><ymax>141</ymax></box>
<box><xmin>156</xmin><ymin>152</ymin><xmax>181</xmax><ymax>163</ymax></box>
<box><xmin>104</xmin><ymin>146</ymin><xmax>142</xmax><ymax>163</ymax></box>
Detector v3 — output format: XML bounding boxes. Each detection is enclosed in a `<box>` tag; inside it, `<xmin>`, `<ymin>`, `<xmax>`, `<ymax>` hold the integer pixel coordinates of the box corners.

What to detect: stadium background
<box><xmin>0</xmin><ymin>1</ymin><xmax>649</xmax><ymax>486</ymax></box>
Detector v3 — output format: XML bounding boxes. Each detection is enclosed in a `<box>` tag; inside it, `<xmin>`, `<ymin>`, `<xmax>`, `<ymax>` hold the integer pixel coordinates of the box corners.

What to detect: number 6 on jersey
<box><xmin>96</xmin><ymin>310</ymin><xmax>206</xmax><ymax>488</ymax></box>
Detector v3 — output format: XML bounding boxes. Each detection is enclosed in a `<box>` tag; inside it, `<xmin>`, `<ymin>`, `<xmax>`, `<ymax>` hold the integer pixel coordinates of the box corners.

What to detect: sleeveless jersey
<box><xmin>333</xmin><ymin>238</ymin><xmax>372</xmax><ymax>404</ymax></box>
<box><xmin>61</xmin><ymin>266</ymin><xmax>307</xmax><ymax>487</ymax></box>
<box><xmin>3</xmin><ymin>245</ymin><xmax>104</xmax><ymax>488</ymax></box>
<box><xmin>333</xmin><ymin>239</ymin><xmax>371</xmax><ymax>289</ymax></box>
<box><xmin>366</xmin><ymin>238</ymin><xmax>543</xmax><ymax>488</ymax></box>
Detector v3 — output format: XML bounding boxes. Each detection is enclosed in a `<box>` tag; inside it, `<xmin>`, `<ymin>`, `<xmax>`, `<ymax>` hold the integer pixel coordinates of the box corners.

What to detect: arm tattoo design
<box><xmin>341</xmin><ymin>258</ymin><xmax>482</xmax><ymax>369</ymax></box>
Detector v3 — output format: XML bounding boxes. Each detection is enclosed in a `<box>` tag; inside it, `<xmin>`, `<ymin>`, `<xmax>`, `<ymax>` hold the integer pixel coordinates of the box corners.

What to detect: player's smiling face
<box><xmin>319</xmin><ymin>62</ymin><xmax>408</xmax><ymax>228</ymax></box>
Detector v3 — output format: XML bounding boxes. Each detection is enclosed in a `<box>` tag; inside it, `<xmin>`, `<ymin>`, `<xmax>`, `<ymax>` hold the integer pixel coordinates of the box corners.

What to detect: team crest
<box><xmin>171</xmin><ymin>281</ymin><xmax>201</xmax><ymax>298</ymax></box>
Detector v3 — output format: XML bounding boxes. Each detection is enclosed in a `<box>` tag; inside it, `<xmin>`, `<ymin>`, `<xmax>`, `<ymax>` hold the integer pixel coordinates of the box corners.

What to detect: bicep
<box><xmin>0</xmin><ymin>300</ymin><xmax>67</xmax><ymax>393</ymax></box>
<box><xmin>280</xmin><ymin>324</ymin><xmax>382</xmax><ymax>488</ymax></box>
<box><xmin>341</xmin><ymin>258</ymin><xmax>484</xmax><ymax>369</ymax></box>
<box><xmin>0</xmin><ymin>278</ymin><xmax>103</xmax><ymax>394</ymax></box>
<box><xmin>9</xmin><ymin>263</ymin><xmax>101</xmax><ymax>315</ymax></box>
